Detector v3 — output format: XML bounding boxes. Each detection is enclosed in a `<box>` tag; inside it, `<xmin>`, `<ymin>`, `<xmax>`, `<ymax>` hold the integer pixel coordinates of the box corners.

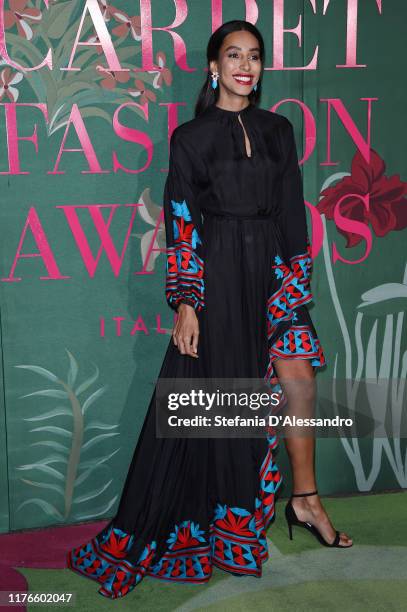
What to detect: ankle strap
<box><xmin>291</xmin><ymin>490</ymin><xmax>318</xmax><ymax>497</ymax></box>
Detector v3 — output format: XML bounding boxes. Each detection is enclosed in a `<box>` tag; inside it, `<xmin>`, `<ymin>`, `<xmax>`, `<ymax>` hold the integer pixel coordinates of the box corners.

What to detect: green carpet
<box><xmin>15</xmin><ymin>491</ymin><xmax>407</xmax><ymax>611</ymax></box>
<box><xmin>194</xmin><ymin>581</ymin><xmax>407</xmax><ymax>612</ymax></box>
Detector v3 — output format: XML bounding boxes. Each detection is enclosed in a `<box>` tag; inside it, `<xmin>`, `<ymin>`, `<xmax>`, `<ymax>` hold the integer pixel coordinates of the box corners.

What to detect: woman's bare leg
<box><xmin>273</xmin><ymin>357</ymin><xmax>352</xmax><ymax>547</ymax></box>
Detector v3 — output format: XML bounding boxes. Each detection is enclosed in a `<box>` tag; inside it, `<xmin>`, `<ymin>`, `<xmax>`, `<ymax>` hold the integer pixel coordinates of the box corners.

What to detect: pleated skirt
<box><xmin>66</xmin><ymin>212</ymin><xmax>325</xmax><ymax>598</ymax></box>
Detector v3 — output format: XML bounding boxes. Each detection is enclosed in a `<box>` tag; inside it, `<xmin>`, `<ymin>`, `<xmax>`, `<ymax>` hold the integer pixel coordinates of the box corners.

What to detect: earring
<box><xmin>253</xmin><ymin>83</ymin><xmax>258</xmax><ymax>91</ymax></box>
<box><xmin>211</xmin><ymin>71</ymin><xmax>219</xmax><ymax>90</ymax></box>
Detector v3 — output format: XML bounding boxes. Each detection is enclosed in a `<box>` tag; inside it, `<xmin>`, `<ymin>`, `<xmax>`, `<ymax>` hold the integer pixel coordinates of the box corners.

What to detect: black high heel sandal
<box><xmin>285</xmin><ymin>490</ymin><xmax>353</xmax><ymax>548</ymax></box>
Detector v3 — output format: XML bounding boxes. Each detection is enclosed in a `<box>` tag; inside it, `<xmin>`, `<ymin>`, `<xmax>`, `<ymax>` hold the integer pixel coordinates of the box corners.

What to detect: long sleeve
<box><xmin>163</xmin><ymin>127</ymin><xmax>205</xmax><ymax>313</ymax></box>
<box><xmin>275</xmin><ymin>118</ymin><xmax>313</xmax><ymax>304</ymax></box>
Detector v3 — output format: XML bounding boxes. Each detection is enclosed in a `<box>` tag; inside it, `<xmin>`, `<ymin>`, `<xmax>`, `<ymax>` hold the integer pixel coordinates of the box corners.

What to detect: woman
<box><xmin>67</xmin><ymin>20</ymin><xmax>352</xmax><ymax>600</ymax></box>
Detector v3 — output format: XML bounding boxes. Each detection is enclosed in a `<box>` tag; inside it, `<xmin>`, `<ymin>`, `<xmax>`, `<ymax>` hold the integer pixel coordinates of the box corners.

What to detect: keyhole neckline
<box><xmin>208</xmin><ymin>102</ymin><xmax>255</xmax><ymax>159</ymax></box>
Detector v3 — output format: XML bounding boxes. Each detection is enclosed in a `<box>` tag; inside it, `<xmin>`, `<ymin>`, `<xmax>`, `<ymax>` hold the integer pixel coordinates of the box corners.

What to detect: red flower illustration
<box><xmin>100</xmin><ymin>530</ymin><xmax>131</xmax><ymax>558</ymax></box>
<box><xmin>317</xmin><ymin>148</ymin><xmax>407</xmax><ymax>248</ymax></box>
<box><xmin>4</xmin><ymin>0</ymin><xmax>42</xmax><ymax>40</ymax></box>
<box><xmin>170</xmin><ymin>525</ymin><xmax>202</xmax><ymax>550</ymax></box>
<box><xmin>216</xmin><ymin>508</ymin><xmax>253</xmax><ymax>537</ymax></box>
<box><xmin>174</xmin><ymin>218</ymin><xmax>194</xmax><ymax>246</ymax></box>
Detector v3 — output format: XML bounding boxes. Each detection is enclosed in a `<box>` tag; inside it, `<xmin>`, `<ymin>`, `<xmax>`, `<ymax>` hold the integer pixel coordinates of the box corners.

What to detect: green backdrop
<box><xmin>0</xmin><ymin>0</ymin><xmax>405</xmax><ymax>533</ymax></box>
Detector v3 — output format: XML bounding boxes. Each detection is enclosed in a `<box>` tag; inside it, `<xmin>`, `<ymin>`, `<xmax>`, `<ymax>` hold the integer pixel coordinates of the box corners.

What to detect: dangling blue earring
<box><xmin>253</xmin><ymin>83</ymin><xmax>258</xmax><ymax>91</ymax></box>
<box><xmin>211</xmin><ymin>71</ymin><xmax>219</xmax><ymax>90</ymax></box>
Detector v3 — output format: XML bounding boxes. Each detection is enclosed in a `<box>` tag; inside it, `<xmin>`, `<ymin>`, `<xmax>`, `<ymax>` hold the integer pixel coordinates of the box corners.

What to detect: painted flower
<box><xmin>127</xmin><ymin>79</ymin><xmax>156</xmax><ymax>105</ymax></box>
<box><xmin>0</xmin><ymin>67</ymin><xmax>23</xmax><ymax>102</ymax></box>
<box><xmin>4</xmin><ymin>0</ymin><xmax>42</xmax><ymax>40</ymax></box>
<box><xmin>111</xmin><ymin>9</ymin><xmax>141</xmax><ymax>40</ymax></box>
<box><xmin>317</xmin><ymin>148</ymin><xmax>407</xmax><ymax>247</ymax></box>
<box><xmin>98</xmin><ymin>68</ymin><xmax>131</xmax><ymax>89</ymax></box>
<box><xmin>85</xmin><ymin>2</ymin><xmax>122</xmax><ymax>51</ymax></box>
<box><xmin>97</xmin><ymin>0</ymin><xmax>114</xmax><ymax>22</ymax></box>
<box><xmin>147</xmin><ymin>51</ymin><xmax>173</xmax><ymax>89</ymax></box>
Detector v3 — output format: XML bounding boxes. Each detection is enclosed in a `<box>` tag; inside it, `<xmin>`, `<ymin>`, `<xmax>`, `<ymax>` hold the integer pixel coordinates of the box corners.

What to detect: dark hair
<box><xmin>194</xmin><ymin>20</ymin><xmax>265</xmax><ymax>118</ymax></box>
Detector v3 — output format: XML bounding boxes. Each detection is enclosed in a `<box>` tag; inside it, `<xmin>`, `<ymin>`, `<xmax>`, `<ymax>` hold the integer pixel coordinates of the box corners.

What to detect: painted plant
<box><xmin>2</xmin><ymin>0</ymin><xmax>172</xmax><ymax>134</ymax></box>
<box><xmin>317</xmin><ymin>148</ymin><xmax>407</xmax><ymax>490</ymax></box>
<box><xmin>14</xmin><ymin>348</ymin><xmax>120</xmax><ymax>521</ymax></box>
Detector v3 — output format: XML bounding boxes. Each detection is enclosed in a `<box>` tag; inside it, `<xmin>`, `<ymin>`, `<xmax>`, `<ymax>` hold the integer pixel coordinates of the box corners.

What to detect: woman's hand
<box><xmin>172</xmin><ymin>303</ymin><xmax>199</xmax><ymax>358</ymax></box>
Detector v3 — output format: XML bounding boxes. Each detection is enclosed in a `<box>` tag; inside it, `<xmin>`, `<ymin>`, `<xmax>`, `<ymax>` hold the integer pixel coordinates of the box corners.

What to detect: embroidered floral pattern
<box><xmin>66</xmin><ymin>434</ymin><xmax>282</xmax><ymax>596</ymax></box>
<box><xmin>268</xmin><ymin>247</ymin><xmax>314</xmax><ymax>338</ymax></box>
<box><xmin>289</xmin><ymin>237</ymin><xmax>313</xmax><ymax>292</ymax></box>
<box><xmin>165</xmin><ymin>199</ymin><xmax>205</xmax><ymax>312</ymax></box>
<box><xmin>264</xmin><ymin>240</ymin><xmax>325</xmax><ymax>386</ymax></box>
<box><xmin>66</xmin><ymin>525</ymin><xmax>156</xmax><ymax>599</ymax></box>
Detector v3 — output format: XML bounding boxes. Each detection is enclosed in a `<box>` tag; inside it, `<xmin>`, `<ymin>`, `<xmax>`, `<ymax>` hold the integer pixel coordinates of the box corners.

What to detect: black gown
<box><xmin>66</xmin><ymin>102</ymin><xmax>326</xmax><ymax>598</ymax></box>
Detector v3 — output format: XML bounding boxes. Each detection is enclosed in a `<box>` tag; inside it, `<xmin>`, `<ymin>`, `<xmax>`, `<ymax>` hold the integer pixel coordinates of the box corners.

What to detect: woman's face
<box><xmin>210</xmin><ymin>30</ymin><xmax>262</xmax><ymax>99</ymax></box>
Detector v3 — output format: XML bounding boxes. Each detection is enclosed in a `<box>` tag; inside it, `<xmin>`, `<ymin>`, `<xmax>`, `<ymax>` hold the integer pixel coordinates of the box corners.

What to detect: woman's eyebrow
<box><xmin>224</xmin><ymin>45</ymin><xmax>261</xmax><ymax>52</ymax></box>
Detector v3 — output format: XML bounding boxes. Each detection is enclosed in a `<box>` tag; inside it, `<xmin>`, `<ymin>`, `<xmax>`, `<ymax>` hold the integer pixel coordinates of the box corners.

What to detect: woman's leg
<box><xmin>273</xmin><ymin>357</ymin><xmax>352</xmax><ymax>547</ymax></box>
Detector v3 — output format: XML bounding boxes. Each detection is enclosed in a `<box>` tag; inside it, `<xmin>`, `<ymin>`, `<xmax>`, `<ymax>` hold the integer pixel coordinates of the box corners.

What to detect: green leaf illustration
<box><xmin>65</xmin><ymin>348</ymin><xmax>79</xmax><ymax>388</ymax></box>
<box><xmin>20</xmin><ymin>479</ymin><xmax>65</xmax><ymax>496</ymax></box>
<box><xmin>24</xmin><ymin>407</ymin><xmax>71</xmax><ymax>421</ymax></box>
<box><xmin>16</xmin><ymin>498</ymin><xmax>63</xmax><ymax>520</ymax></box>
<box><xmin>15</xmin><ymin>365</ymin><xmax>59</xmax><ymax>382</ymax></box>
<box><xmin>81</xmin><ymin>432</ymin><xmax>119</xmax><ymax>452</ymax></box>
<box><xmin>73</xmin><ymin>480</ymin><xmax>113</xmax><ymax>504</ymax></box>
<box><xmin>29</xmin><ymin>425</ymin><xmax>72</xmax><ymax>438</ymax></box>
<box><xmin>74</xmin><ymin>495</ymin><xmax>118</xmax><ymax>520</ymax></box>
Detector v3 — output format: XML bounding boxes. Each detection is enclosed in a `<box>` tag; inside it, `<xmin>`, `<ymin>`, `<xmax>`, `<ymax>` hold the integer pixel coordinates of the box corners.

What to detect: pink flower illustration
<box><xmin>85</xmin><ymin>2</ymin><xmax>121</xmax><ymax>49</ymax></box>
<box><xmin>128</xmin><ymin>79</ymin><xmax>156</xmax><ymax>104</ymax></box>
<box><xmin>97</xmin><ymin>0</ymin><xmax>113</xmax><ymax>22</ymax></box>
<box><xmin>317</xmin><ymin>148</ymin><xmax>407</xmax><ymax>247</ymax></box>
<box><xmin>98</xmin><ymin>67</ymin><xmax>130</xmax><ymax>89</ymax></box>
<box><xmin>148</xmin><ymin>51</ymin><xmax>173</xmax><ymax>89</ymax></box>
<box><xmin>4</xmin><ymin>0</ymin><xmax>42</xmax><ymax>40</ymax></box>
<box><xmin>0</xmin><ymin>67</ymin><xmax>23</xmax><ymax>102</ymax></box>
<box><xmin>111</xmin><ymin>9</ymin><xmax>141</xmax><ymax>40</ymax></box>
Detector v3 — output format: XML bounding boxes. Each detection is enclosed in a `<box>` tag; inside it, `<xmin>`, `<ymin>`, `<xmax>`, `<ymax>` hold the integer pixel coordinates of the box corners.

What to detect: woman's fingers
<box><xmin>178</xmin><ymin>333</ymin><xmax>198</xmax><ymax>357</ymax></box>
<box><xmin>179</xmin><ymin>335</ymin><xmax>188</xmax><ymax>355</ymax></box>
<box><xmin>191</xmin><ymin>329</ymin><xmax>199</xmax><ymax>356</ymax></box>
<box><xmin>172</xmin><ymin>304</ymin><xmax>199</xmax><ymax>357</ymax></box>
<box><xmin>173</xmin><ymin>329</ymin><xmax>199</xmax><ymax>357</ymax></box>
<box><xmin>185</xmin><ymin>332</ymin><xmax>199</xmax><ymax>357</ymax></box>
